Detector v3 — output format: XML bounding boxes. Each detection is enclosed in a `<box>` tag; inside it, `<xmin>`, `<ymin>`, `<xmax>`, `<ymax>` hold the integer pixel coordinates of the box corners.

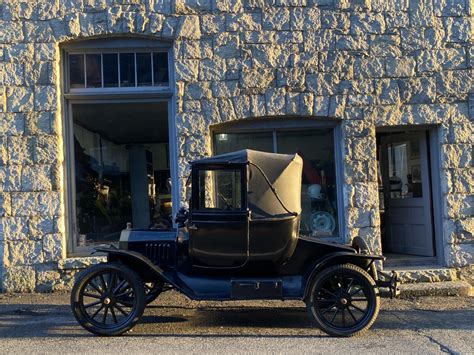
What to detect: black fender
<box><xmin>95</xmin><ymin>247</ymin><xmax>171</xmax><ymax>282</ymax></box>
<box><xmin>302</xmin><ymin>252</ymin><xmax>385</xmax><ymax>300</ymax></box>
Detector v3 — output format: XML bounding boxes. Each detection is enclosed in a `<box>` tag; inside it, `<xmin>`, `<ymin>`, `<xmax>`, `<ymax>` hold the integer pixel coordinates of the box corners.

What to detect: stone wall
<box><xmin>0</xmin><ymin>0</ymin><xmax>472</xmax><ymax>291</ymax></box>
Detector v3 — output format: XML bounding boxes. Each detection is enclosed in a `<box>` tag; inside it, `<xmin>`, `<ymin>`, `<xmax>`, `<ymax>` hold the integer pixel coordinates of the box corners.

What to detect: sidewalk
<box><xmin>0</xmin><ymin>292</ymin><xmax>473</xmax><ymax>354</ymax></box>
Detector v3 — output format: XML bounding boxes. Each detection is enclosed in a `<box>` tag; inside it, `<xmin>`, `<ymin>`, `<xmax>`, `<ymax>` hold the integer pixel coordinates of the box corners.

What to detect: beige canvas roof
<box><xmin>193</xmin><ymin>150</ymin><xmax>303</xmax><ymax>219</ymax></box>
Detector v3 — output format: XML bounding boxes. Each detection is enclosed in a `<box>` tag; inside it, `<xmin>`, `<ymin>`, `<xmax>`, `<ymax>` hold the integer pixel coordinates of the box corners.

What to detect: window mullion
<box><xmin>83</xmin><ymin>54</ymin><xmax>87</xmax><ymax>88</ymax></box>
<box><xmin>134</xmin><ymin>52</ymin><xmax>138</xmax><ymax>87</ymax></box>
<box><xmin>151</xmin><ymin>52</ymin><xmax>155</xmax><ymax>86</ymax></box>
<box><xmin>272</xmin><ymin>131</ymin><xmax>278</xmax><ymax>153</ymax></box>
<box><xmin>100</xmin><ymin>53</ymin><xmax>104</xmax><ymax>88</ymax></box>
<box><xmin>117</xmin><ymin>53</ymin><xmax>121</xmax><ymax>88</ymax></box>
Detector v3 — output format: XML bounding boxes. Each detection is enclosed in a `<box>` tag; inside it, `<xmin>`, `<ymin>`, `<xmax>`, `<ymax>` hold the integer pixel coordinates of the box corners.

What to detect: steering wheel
<box><xmin>217</xmin><ymin>193</ymin><xmax>232</xmax><ymax>210</ymax></box>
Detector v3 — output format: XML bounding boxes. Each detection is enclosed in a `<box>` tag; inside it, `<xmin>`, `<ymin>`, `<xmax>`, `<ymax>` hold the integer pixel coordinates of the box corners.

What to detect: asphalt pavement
<box><xmin>0</xmin><ymin>291</ymin><xmax>472</xmax><ymax>354</ymax></box>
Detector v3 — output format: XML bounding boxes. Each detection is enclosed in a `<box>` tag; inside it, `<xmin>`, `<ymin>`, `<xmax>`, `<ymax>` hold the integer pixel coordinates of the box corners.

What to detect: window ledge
<box><xmin>58</xmin><ymin>256</ymin><xmax>107</xmax><ymax>270</ymax></box>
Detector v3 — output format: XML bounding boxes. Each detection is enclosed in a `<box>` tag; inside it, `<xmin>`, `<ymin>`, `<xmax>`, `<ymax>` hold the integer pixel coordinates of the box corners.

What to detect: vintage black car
<box><xmin>71</xmin><ymin>150</ymin><xmax>399</xmax><ymax>337</ymax></box>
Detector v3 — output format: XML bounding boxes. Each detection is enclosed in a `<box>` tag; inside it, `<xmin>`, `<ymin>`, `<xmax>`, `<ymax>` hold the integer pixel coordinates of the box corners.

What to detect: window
<box><xmin>67</xmin><ymin>51</ymin><xmax>169</xmax><ymax>90</ymax></box>
<box><xmin>71</xmin><ymin>102</ymin><xmax>172</xmax><ymax>247</ymax></box>
<box><xmin>198</xmin><ymin>169</ymin><xmax>242</xmax><ymax>211</ymax></box>
<box><xmin>213</xmin><ymin>125</ymin><xmax>340</xmax><ymax>239</ymax></box>
<box><xmin>63</xmin><ymin>38</ymin><xmax>175</xmax><ymax>255</ymax></box>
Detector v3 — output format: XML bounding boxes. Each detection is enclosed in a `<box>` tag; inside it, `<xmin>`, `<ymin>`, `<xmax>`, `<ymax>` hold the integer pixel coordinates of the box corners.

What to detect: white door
<box><xmin>380</xmin><ymin>132</ymin><xmax>435</xmax><ymax>256</ymax></box>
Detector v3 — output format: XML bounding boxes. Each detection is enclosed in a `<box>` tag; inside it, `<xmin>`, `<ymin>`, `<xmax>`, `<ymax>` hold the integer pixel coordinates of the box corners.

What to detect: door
<box><xmin>189</xmin><ymin>167</ymin><xmax>249</xmax><ymax>267</ymax></box>
<box><xmin>380</xmin><ymin>132</ymin><xmax>435</xmax><ymax>256</ymax></box>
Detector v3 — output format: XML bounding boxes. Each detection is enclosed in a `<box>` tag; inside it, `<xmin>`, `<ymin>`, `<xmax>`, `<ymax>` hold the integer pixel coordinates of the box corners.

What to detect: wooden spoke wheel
<box><xmin>306</xmin><ymin>264</ymin><xmax>380</xmax><ymax>337</ymax></box>
<box><xmin>71</xmin><ymin>263</ymin><xmax>145</xmax><ymax>336</ymax></box>
<box><xmin>119</xmin><ymin>280</ymin><xmax>164</xmax><ymax>307</ymax></box>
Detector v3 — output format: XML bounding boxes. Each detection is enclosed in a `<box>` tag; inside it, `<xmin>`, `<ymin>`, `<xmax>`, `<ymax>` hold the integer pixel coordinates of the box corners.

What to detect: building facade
<box><xmin>0</xmin><ymin>0</ymin><xmax>472</xmax><ymax>292</ymax></box>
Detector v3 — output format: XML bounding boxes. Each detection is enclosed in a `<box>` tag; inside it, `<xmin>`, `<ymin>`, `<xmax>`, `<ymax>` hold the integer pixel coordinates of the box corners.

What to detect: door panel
<box><xmin>189</xmin><ymin>212</ymin><xmax>249</xmax><ymax>267</ymax></box>
<box><xmin>380</xmin><ymin>132</ymin><xmax>434</xmax><ymax>257</ymax></box>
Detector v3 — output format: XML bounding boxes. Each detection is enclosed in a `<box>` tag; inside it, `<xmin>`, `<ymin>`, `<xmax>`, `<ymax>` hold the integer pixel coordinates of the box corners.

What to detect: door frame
<box><xmin>376</xmin><ymin>126</ymin><xmax>444</xmax><ymax>265</ymax></box>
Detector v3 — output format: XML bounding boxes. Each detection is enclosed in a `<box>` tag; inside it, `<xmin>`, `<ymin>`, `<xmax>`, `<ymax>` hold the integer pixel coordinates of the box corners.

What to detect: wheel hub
<box><xmin>103</xmin><ymin>297</ymin><xmax>111</xmax><ymax>305</ymax></box>
<box><xmin>340</xmin><ymin>298</ymin><xmax>348</xmax><ymax>306</ymax></box>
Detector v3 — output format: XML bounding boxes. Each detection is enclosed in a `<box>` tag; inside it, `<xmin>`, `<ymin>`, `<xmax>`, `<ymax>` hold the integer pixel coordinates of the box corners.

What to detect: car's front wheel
<box><xmin>306</xmin><ymin>263</ymin><xmax>380</xmax><ymax>337</ymax></box>
<box><xmin>71</xmin><ymin>263</ymin><xmax>145</xmax><ymax>336</ymax></box>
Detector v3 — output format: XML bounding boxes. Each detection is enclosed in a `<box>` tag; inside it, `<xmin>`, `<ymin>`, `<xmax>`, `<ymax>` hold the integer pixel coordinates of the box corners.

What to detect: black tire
<box><xmin>306</xmin><ymin>264</ymin><xmax>380</xmax><ymax>337</ymax></box>
<box><xmin>71</xmin><ymin>263</ymin><xmax>146</xmax><ymax>336</ymax></box>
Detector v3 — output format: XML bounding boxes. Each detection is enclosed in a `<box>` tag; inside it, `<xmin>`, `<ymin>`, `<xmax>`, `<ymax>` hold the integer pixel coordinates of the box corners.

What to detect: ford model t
<box><xmin>71</xmin><ymin>150</ymin><xmax>399</xmax><ymax>337</ymax></box>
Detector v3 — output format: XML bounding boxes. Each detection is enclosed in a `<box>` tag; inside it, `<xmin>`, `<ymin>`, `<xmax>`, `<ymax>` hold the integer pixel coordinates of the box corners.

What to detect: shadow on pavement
<box><xmin>0</xmin><ymin>303</ymin><xmax>472</xmax><ymax>339</ymax></box>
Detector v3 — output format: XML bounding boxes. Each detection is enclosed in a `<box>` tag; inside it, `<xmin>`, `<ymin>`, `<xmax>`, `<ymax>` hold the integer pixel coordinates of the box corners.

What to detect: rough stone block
<box><xmin>0</xmin><ymin>217</ymin><xmax>28</xmax><ymax>241</ymax></box>
<box><xmin>277</xmin><ymin>68</ymin><xmax>305</xmax><ymax>90</ymax></box>
<box><xmin>0</xmin><ymin>165</ymin><xmax>22</xmax><ymax>192</ymax></box>
<box><xmin>265</xmin><ymin>88</ymin><xmax>286</xmax><ymax>116</ymax></box>
<box><xmin>240</xmin><ymin>68</ymin><xmax>274</xmax><ymax>89</ymax></box>
<box><xmin>21</xmin><ymin>165</ymin><xmax>53</xmax><ymax>192</ymax></box>
<box><xmin>175</xmin><ymin>0</ymin><xmax>212</xmax><ymax>14</ymax></box>
<box><xmin>35</xmin><ymin>135</ymin><xmax>61</xmax><ymax>164</ymax></box>
<box><xmin>354</xmin><ymin>57</ymin><xmax>384</xmax><ymax>78</ymax></box>
<box><xmin>232</xmin><ymin>95</ymin><xmax>251</xmax><ymax>118</ymax></box>
<box><xmin>7</xmin><ymin>136</ymin><xmax>35</xmax><ymax>165</ymax></box>
<box><xmin>304</xmin><ymin>29</ymin><xmax>335</xmax><ymax>51</ymax></box>
<box><xmin>175</xmin><ymin>60</ymin><xmax>199</xmax><ymax>82</ymax></box>
<box><xmin>399</xmin><ymin>77</ymin><xmax>436</xmax><ymax>104</ymax></box>
<box><xmin>249</xmin><ymin>94</ymin><xmax>266</xmax><ymax>117</ymax></box>
<box><xmin>226</xmin><ymin>13</ymin><xmax>261</xmax><ymax>32</ymax></box>
<box><xmin>212</xmin><ymin>80</ymin><xmax>239</xmax><ymax>98</ymax></box>
<box><xmin>321</xmin><ymin>10</ymin><xmax>350</xmax><ymax>30</ymax></box>
<box><xmin>199</xmin><ymin>58</ymin><xmax>226</xmax><ymax>80</ymax></box>
<box><xmin>350</xmin><ymin>13</ymin><xmax>385</xmax><ymax>35</ymax></box>
<box><xmin>43</xmin><ymin>233</ymin><xmax>64</xmax><ymax>262</ymax></box>
<box><xmin>306</xmin><ymin>73</ymin><xmax>339</xmax><ymax>96</ymax></box>
<box><xmin>437</xmin><ymin>70</ymin><xmax>472</xmax><ymax>96</ymax></box>
<box><xmin>386</xmin><ymin>57</ymin><xmax>416</xmax><ymax>77</ymax></box>
<box><xmin>200</xmin><ymin>14</ymin><xmax>225</xmax><ymax>35</ymax></box>
<box><xmin>6</xmin><ymin>87</ymin><xmax>34</xmax><ymax>113</ymax></box>
<box><xmin>441</xmin><ymin>144</ymin><xmax>472</xmax><ymax>168</ymax></box>
<box><xmin>177</xmin><ymin>15</ymin><xmax>201</xmax><ymax>39</ymax></box>
<box><xmin>1</xmin><ymin>62</ymin><xmax>25</xmax><ymax>86</ymax></box>
<box><xmin>313</xmin><ymin>96</ymin><xmax>330</xmax><ymax>116</ymax></box>
<box><xmin>369</xmin><ymin>35</ymin><xmax>401</xmax><ymax>57</ymax></box>
<box><xmin>215</xmin><ymin>0</ymin><xmax>242</xmax><ymax>13</ymax></box>
<box><xmin>335</xmin><ymin>35</ymin><xmax>369</xmax><ymax>51</ymax></box>
<box><xmin>409</xmin><ymin>0</ymin><xmax>435</xmax><ymax>27</ymax></box>
<box><xmin>263</xmin><ymin>7</ymin><xmax>289</xmax><ymax>31</ymax></box>
<box><xmin>184</xmin><ymin>82</ymin><xmax>212</xmax><ymax>100</ymax></box>
<box><xmin>8</xmin><ymin>240</ymin><xmax>43</xmax><ymax>265</ymax></box>
<box><xmin>214</xmin><ymin>32</ymin><xmax>240</xmax><ymax>58</ymax></box>
<box><xmin>443</xmin><ymin>16</ymin><xmax>472</xmax><ymax>43</ymax></box>
<box><xmin>376</xmin><ymin>79</ymin><xmax>400</xmax><ymax>105</ymax></box>
<box><xmin>0</xmin><ymin>113</ymin><xmax>25</xmax><ymax>136</ymax></box>
<box><xmin>444</xmin><ymin>194</ymin><xmax>473</xmax><ymax>219</ymax></box>
<box><xmin>24</xmin><ymin>21</ymin><xmax>55</xmax><ymax>42</ymax></box>
<box><xmin>2</xmin><ymin>266</ymin><xmax>35</xmax><ymax>292</ymax></box>
<box><xmin>291</xmin><ymin>7</ymin><xmax>321</xmax><ymax>31</ymax></box>
<box><xmin>34</xmin><ymin>86</ymin><xmax>56</xmax><ymax>111</ymax></box>
<box><xmin>25</xmin><ymin>111</ymin><xmax>52</xmax><ymax>135</ymax></box>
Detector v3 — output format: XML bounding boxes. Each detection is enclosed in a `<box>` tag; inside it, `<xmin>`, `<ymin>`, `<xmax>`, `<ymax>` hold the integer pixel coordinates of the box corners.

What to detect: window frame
<box><xmin>61</xmin><ymin>38</ymin><xmax>178</xmax><ymax>256</ymax></box>
<box><xmin>210</xmin><ymin>118</ymin><xmax>345</xmax><ymax>242</ymax></box>
<box><xmin>62</xmin><ymin>37</ymin><xmax>172</xmax><ymax>96</ymax></box>
<box><xmin>191</xmin><ymin>164</ymin><xmax>248</xmax><ymax>213</ymax></box>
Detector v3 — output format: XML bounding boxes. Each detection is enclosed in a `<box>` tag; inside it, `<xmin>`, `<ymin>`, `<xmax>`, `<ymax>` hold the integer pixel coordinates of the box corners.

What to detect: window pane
<box><xmin>86</xmin><ymin>54</ymin><xmax>102</xmax><ymax>88</ymax></box>
<box><xmin>277</xmin><ymin>129</ymin><xmax>338</xmax><ymax>238</ymax></box>
<box><xmin>214</xmin><ymin>132</ymin><xmax>274</xmax><ymax>155</ymax></box>
<box><xmin>120</xmin><ymin>53</ymin><xmax>135</xmax><ymax>87</ymax></box>
<box><xmin>136</xmin><ymin>52</ymin><xmax>152</xmax><ymax>86</ymax></box>
<box><xmin>69</xmin><ymin>54</ymin><xmax>85</xmax><ymax>88</ymax></box>
<box><xmin>387</xmin><ymin>141</ymin><xmax>422</xmax><ymax>199</ymax></box>
<box><xmin>199</xmin><ymin>170</ymin><xmax>242</xmax><ymax>210</ymax></box>
<box><xmin>153</xmin><ymin>52</ymin><xmax>169</xmax><ymax>86</ymax></box>
<box><xmin>71</xmin><ymin>102</ymin><xmax>171</xmax><ymax>247</ymax></box>
<box><xmin>103</xmin><ymin>53</ymin><xmax>118</xmax><ymax>87</ymax></box>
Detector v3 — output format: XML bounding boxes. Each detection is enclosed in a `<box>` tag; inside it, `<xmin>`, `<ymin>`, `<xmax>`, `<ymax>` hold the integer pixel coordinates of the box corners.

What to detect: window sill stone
<box><xmin>58</xmin><ymin>256</ymin><xmax>107</xmax><ymax>270</ymax></box>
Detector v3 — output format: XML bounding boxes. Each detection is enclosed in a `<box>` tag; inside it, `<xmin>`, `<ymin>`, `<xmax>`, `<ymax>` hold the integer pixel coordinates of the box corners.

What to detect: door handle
<box><xmin>188</xmin><ymin>224</ymin><xmax>198</xmax><ymax>230</ymax></box>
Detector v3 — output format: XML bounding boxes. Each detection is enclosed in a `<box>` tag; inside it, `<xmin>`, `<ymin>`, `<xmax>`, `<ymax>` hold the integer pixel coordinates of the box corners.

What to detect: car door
<box><xmin>380</xmin><ymin>132</ymin><xmax>435</xmax><ymax>256</ymax></box>
<box><xmin>189</xmin><ymin>166</ymin><xmax>249</xmax><ymax>268</ymax></box>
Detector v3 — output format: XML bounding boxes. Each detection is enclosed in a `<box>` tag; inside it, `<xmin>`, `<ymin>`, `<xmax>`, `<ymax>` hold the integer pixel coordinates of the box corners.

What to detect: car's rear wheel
<box><xmin>306</xmin><ymin>264</ymin><xmax>380</xmax><ymax>337</ymax></box>
<box><xmin>71</xmin><ymin>263</ymin><xmax>145</xmax><ymax>336</ymax></box>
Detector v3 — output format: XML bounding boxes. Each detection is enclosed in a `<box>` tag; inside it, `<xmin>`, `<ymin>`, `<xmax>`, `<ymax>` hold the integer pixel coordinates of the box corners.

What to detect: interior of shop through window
<box><xmin>214</xmin><ymin>128</ymin><xmax>338</xmax><ymax>238</ymax></box>
<box><xmin>71</xmin><ymin>101</ymin><xmax>172</xmax><ymax>247</ymax></box>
